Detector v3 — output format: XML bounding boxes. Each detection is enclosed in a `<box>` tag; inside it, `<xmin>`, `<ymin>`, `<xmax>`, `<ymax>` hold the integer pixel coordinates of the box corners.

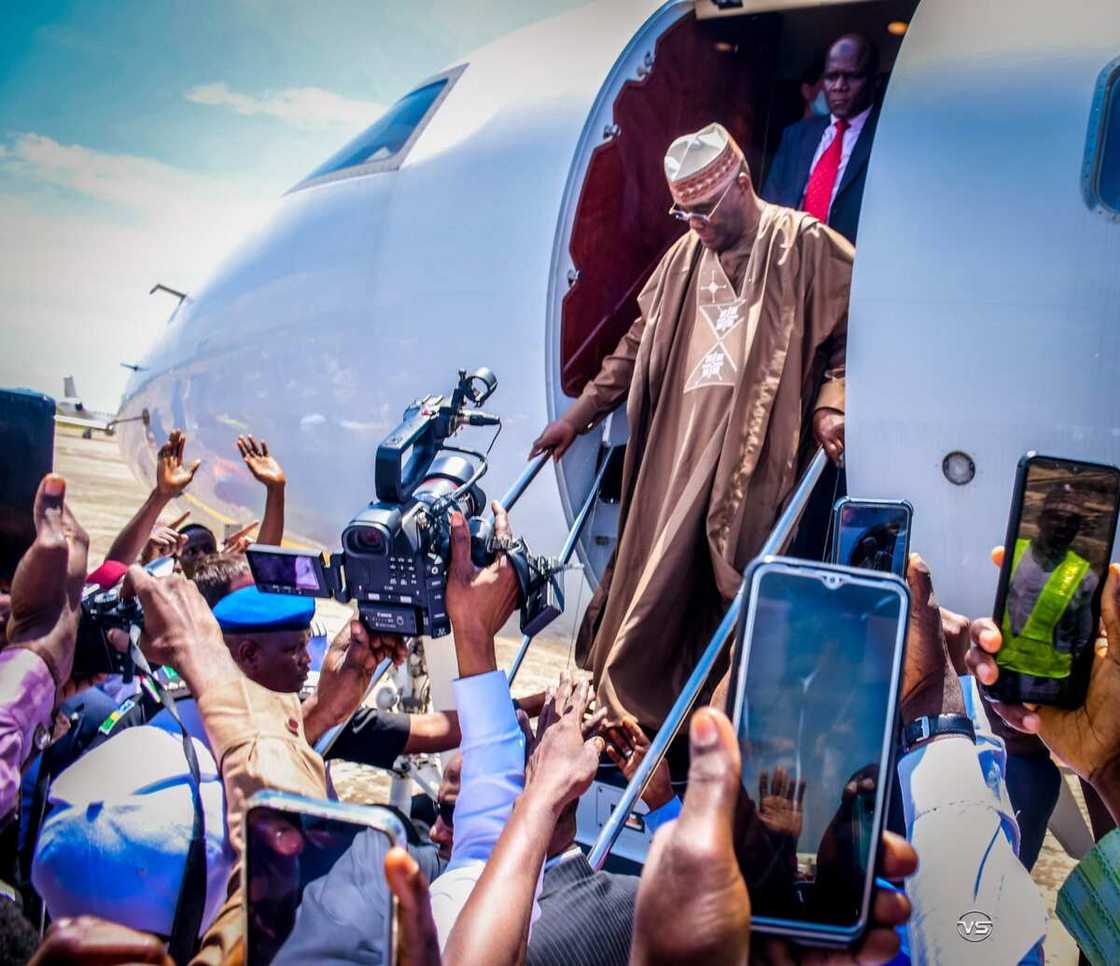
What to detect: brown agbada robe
<box><xmin>564</xmin><ymin>204</ymin><xmax>852</xmax><ymax>729</ymax></box>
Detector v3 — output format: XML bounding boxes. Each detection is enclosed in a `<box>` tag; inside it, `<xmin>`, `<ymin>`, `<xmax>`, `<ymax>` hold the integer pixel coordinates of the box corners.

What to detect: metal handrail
<box><xmin>497</xmin><ymin>453</ymin><xmax>550</xmax><ymax>513</ymax></box>
<box><xmin>587</xmin><ymin>448</ymin><xmax>830</xmax><ymax>870</ymax></box>
<box><xmin>508</xmin><ymin>451</ymin><xmax>614</xmax><ymax>683</ymax></box>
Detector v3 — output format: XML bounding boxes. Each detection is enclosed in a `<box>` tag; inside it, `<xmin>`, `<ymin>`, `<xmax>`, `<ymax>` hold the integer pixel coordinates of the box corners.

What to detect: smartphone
<box><xmin>727</xmin><ymin>557</ymin><xmax>908</xmax><ymax>948</ymax></box>
<box><xmin>830</xmin><ymin>498</ymin><xmax>913</xmax><ymax>577</ymax></box>
<box><xmin>243</xmin><ymin>792</ymin><xmax>404</xmax><ymax>966</ymax></box>
<box><xmin>246</xmin><ymin>547</ymin><xmax>332</xmax><ymax>598</ymax></box>
<box><xmin>0</xmin><ymin>389</ymin><xmax>55</xmax><ymax>584</ymax></box>
<box><xmin>984</xmin><ymin>453</ymin><xmax>1120</xmax><ymax>708</ymax></box>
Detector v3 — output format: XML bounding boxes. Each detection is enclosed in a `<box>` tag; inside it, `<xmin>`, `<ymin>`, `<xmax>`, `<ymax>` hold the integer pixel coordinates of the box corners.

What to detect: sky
<box><xmin>0</xmin><ymin>1</ymin><xmax>584</xmax><ymax>412</ymax></box>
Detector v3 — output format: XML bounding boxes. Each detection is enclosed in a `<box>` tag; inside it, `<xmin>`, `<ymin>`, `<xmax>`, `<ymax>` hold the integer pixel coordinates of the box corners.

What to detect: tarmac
<box><xmin>53</xmin><ymin>426</ymin><xmax>1083</xmax><ymax>963</ymax></box>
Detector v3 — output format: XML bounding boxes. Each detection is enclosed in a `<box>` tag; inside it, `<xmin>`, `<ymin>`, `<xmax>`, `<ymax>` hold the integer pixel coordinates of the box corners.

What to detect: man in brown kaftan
<box><xmin>531</xmin><ymin>124</ymin><xmax>852</xmax><ymax>730</ymax></box>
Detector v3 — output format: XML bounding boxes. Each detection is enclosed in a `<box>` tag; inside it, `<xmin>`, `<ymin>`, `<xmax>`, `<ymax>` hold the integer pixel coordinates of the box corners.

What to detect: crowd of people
<box><xmin>2</xmin><ymin>28</ymin><xmax>1119</xmax><ymax>966</ymax></box>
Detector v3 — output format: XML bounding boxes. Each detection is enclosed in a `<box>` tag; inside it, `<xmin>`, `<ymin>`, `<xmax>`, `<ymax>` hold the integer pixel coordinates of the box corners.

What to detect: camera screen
<box><xmin>732</xmin><ymin>567</ymin><xmax>904</xmax><ymax>933</ymax></box>
<box><xmin>245</xmin><ymin>803</ymin><xmax>397</xmax><ymax>965</ymax></box>
<box><xmin>834</xmin><ymin>503</ymin><xmax>909</xmax><ymax>576</ymax></box>
<box><xmin>249</xmin><ymin>551</ymin><xmax>326</xmax><ymax>595</ymax></box>
<box><xmin>997</xmin><ymin>458</ymin><xmax>1120</xmax><ymax>691</ymax></box>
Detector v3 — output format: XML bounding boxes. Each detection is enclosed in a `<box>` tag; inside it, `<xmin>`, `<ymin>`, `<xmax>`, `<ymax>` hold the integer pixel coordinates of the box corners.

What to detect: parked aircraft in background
<box><xmin>55</xmin><ymin>376</ymin><xmax>119</xmax><ymax>437</ymax></box>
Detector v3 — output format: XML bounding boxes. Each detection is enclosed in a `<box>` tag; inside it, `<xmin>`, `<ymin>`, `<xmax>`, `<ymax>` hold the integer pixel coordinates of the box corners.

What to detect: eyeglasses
<box><xmin>668</xmin><ymin>177</ymin><xmax>736</xmax><ymax>225</ymax></box>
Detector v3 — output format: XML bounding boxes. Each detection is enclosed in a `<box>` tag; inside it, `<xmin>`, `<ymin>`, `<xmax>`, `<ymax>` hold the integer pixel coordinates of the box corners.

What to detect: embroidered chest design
<box><xmin>685</xmin><ymin>262</ymin><xmax>748</xmax><ymax>394</ymax></box>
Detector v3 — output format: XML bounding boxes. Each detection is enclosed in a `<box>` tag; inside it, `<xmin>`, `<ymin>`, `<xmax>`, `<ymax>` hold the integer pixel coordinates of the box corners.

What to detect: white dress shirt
<box><xmin>803</xmin><ymin>105</ymin><xmax>873</xmax><ymax>212</ymax></box>
<box><xmin>898</xmin><ymin>678</ymin><xmax>1047</xmax><ymax>964</ymax></box>
<box><xmin>429</xmin><ymin>669</ymin><xmax>535</xmax><ymax>949</ymax></box>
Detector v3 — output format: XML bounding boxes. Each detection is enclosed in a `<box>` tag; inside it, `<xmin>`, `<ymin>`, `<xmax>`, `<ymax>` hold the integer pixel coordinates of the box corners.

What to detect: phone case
<box><xmin>242</xmin><ymin>791</ymin><xmax>405</xmax><ymax>965</ymax></box>
<box><xmin>726</xmin><ymin>556</ymin><xmax>909</xmax><ymax>949</ymax></box>
<box><xmin>828</xmin><ymin>497</ymin><xmax>914</xmax><ymax>572</ymax></box>
<box><xmin>985</xmin><ymin>452</ymin><xmax>1120</xmax><ymax>708</ymax></box>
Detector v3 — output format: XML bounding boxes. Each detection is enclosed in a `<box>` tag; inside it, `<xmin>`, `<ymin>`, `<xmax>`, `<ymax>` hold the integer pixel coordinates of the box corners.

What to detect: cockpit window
<box><xmin>292</xmin><ymin>65</ymin><xmax>464</xmax><ymax>191</ymax></box>
<box><xmin>1083</xmin><ymin>58</ymin><xmax>1120</xmax><ymax>216</ymax></box>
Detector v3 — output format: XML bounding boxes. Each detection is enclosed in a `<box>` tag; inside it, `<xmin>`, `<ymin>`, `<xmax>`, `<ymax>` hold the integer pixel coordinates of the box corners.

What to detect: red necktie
<box><xmin>802</xmin><ymin>119</ymin><xmax>850</xmax><ymax>222</ymax></box>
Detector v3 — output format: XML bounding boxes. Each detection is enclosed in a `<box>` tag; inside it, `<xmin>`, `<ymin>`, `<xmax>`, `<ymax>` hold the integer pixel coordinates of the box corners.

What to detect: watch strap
<box><xmin>902</xmin><ymin>712</ymin><xmax>975</xmax><ymax>753</ymax></box>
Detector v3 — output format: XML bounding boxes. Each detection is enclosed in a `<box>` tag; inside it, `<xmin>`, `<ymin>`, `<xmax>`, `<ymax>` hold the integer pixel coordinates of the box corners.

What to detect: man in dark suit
<box><xmin>762</xmin><ymin>34</ymin><xmax>880</xmax><ymax>244</ymax></box>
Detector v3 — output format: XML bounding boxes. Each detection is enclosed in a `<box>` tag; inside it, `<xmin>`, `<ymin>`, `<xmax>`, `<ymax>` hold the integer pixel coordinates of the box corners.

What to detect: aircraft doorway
<box><xmin>558</xmin><ymin>0</ymin><xmax>919</xmax><ymax>400</ymax></box>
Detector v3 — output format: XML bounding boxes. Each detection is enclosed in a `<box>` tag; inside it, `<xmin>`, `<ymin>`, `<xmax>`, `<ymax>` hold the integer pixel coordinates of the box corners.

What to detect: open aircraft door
<box><xmin>845</xmin><ymin>0</ymin><xmax>1120</xmax><ymax>618</ymax></box>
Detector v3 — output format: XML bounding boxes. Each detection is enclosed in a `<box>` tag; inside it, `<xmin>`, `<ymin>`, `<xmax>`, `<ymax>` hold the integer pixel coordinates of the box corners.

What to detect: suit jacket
<box><xmin>760</xmin><ymin>108</ymin><xmax>879</xmax><ymax>244</ymax></box>
<box><xmin>526</xmin><ymin>852</ymin><xmax>638</xmax><ymax>966</ymax></box>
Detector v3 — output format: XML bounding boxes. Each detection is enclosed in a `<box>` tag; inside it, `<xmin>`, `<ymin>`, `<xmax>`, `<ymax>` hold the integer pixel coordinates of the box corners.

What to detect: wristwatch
<box><xmin>901</xmin><ymin>713</ymin><xmax>975</xmax><ymax>754</ymax></box>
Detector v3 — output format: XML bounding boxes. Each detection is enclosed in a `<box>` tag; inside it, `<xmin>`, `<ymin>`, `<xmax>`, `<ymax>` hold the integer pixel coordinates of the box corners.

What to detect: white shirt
<box><xmin>428</xmin><ymin>669</ymin><xmax>537</xmax><ymax>949</ymax></box>
<box><xmin>898</xmin><ymin>678</ymin><xmax>1047</xmax><ymax>964</ymax></box>
<box><xmin>803</xmin><ymin>105</ymin><xmax>873</xmax><ymax>212</ymax></box>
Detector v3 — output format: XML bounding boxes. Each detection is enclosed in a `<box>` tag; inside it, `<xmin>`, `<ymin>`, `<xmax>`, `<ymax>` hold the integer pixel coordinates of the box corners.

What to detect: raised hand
<box><xmin>237</xmin><ymin>434</ymin><xmax>286</xmax><ymax>490</ymax></box>
<box><xmin>901</xmin><ymin>554</ymin><xmax>966</xmax><ymax>722</ymax></box>
<box><xmin>304</xmin><ymin>621</ymin><xmax>409</xmax><ymax>742</ymax></box>
<box><xmin>445</xmin><ymin>503</ymin><xmax>520</xmax><ymax>675</ymax></box>
<box><xmin>140</xmin><ymin>525</ymin><xmax>187</xmax><ymax>564</ymax></box>
<box><xmin>5</xmin><ymin>475</ymin><xmax>90</xmax><ymax>694</ymax></box>
<box><xmin>524</xmin><ymin>674</ymin><xmax>607</xmax><ymax>815</ymax></box>
<box><xmin>756</xmin><ymin>766</ymin><xmax>806</xmax><ymax>841</ymax></box>
<box><xmin>155</xmin><ymin>429</ymin><xmax>201</xmax><ymax>498</ymax></box>
<box><xmin>221</xmin><ymin>519</ymin><xmax>259</xmax><ymax>554</ymax></box>
<box><xmin>602</xmin><ymin>714</ymin><xmax>674</xmax><ymax>811</ymax></box>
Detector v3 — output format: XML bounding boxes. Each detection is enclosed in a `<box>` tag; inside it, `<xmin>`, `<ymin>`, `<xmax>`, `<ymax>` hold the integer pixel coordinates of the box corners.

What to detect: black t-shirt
<box><xmin>324</xmin><ymin>708</ymin><xmax>412</xmax><ymax>770</ymax></box>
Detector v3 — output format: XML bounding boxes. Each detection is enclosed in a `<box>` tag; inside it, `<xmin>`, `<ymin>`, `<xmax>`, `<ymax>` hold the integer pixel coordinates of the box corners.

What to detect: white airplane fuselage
<box><xmin>116</xmin><ymin>0</ymin><xmax>1120</xmax><ymax>635</ymax></box>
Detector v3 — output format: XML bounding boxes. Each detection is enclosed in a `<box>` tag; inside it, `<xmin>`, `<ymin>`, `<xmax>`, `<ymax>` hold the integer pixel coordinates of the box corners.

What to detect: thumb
<box><xmin>991</xmin><ymin>545</ymin><xmax>1005</xmax><ymax>569</ymax></box>
<box><xmin>33</xmin><ymin>474</ymin><xmax>68</xmax><ymax>554</ymax></box>
<box><xmin>186</xmin><ymin>458</ymin><xmax>202</xmax><ymax>480</ymax></box>
<box><xmin>384</xmin><ymin>847</ymin><xmax>440</xmax><ymax>966</ymax></box>
<box><xmin>905</xmin><ymin>553</ymin><xmax>933</xmax><ymax>608</ymax></box>
<box><xmin>677</xmin><ymin>708</ymin><xmax>740</xmax><ymax>836</ymax></box>
<box><xmin>448</xmin><ymin>511</ymin><xmax>473</xmax><ymax>584</ymax></box>
<box><xmin>122</xmin><ymin>563</ymin><xmax>157</xmax><ymax>602</ymax></box>
<box><xmin>1101</xmin><ymin>563</ymin><xmax>1120</xmax><ymax>663</ymax></box>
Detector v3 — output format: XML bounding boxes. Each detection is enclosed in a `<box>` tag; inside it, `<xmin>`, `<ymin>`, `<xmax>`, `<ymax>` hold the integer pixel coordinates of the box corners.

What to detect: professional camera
<box><xmin>248</xmin><ymin>369</ymin><xmax>564</xmax><ymax>639</ymax></box>
<box><xmin>71</xmin><ymin>584</ymin><xmax>143</xmax><ymax>681</ymax></box>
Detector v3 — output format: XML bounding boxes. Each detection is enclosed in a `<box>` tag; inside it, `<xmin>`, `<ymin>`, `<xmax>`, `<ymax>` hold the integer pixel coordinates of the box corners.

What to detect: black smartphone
<box><xmin>0</xmin><ymin>389</ymin><xmax>55</xmax><ymax>585</ymax></box>
<box><xmin>830</xmin><ymin>498</ymin><xmax>913</xmax><ymax>577</ymax></box>
<box><xmin>243</xmin><ymin>792</ymin><xmax>404</xmax><ymax>965</ymax></box>
<box><xmin>727</xmin><ymin>557</ymin><xmax>908</xmax><ymax>948</ymax></box>
<box><xmin>984</xmin><ymin>453</ymin><xmax>1120</xmax><ymax>708</ymax></box>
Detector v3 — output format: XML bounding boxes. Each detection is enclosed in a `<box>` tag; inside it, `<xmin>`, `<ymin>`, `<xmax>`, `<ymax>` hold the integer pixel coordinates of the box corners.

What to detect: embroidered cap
<box><xmin>664</xmin><ymin>122</ymin><xmax>745</xmax><ymax>208</ymax></box>
<box><xmin>212</xmin><ymin>584</ymin><xmax>314</xmax><ymax>633</ymax></box>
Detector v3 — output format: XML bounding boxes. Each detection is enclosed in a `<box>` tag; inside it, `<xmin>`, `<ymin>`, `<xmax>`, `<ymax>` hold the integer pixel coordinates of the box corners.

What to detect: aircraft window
<box><xmin>293</xmin><ymin>66</ymin><xmax>463</xmax><ymax>190</ymax></box>
<box><xmin>1084</xmin><ymin>58</ymin><xmax>1120</xmax><ymax>216</ymax></box>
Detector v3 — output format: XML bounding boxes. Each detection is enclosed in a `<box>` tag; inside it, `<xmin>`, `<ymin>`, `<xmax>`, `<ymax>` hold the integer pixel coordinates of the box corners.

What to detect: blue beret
<box><xmin>213</xmin><ymin>585</ymin><xmax>314</xmax><ymax>633</ymax></box>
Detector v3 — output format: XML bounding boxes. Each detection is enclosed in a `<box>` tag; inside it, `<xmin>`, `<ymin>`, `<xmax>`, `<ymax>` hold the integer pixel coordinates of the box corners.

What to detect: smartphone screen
<box><xmin>247</xmin><ymin>548</ymin><xmax>330</xmax><ymax>598</ymax></box>
<box><xmin>730</xmin><ymin>561</ymin><xmax>906</xmax><ymax>943</ymax></box>
<box><xmin>245</xmin><ymin>798</ymin><xmax>400</xmax><ymax>965</ymax></box>
<box><xmin>831</xmin><ymin>501</ymin><xmax>911</xmax><ymax>577</ymax></box>
<box><xmin>0</xmin><ymin>389</ymin><xmax>55</xmax><ymax>584</ymax></box>
<box><xmin>989</xmin><ymin>454</ymin><xmax>1120</xmax><ymax>707</ymax></box>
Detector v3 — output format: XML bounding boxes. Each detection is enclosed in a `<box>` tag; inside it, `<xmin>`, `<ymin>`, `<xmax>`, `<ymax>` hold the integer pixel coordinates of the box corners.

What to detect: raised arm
<box><xmin>530</xmin><ymin>314</ymin><xmax>644</xmax><ymax>460</ymax></box>
<box><xmin>442</xmin><ymin>676</ymin><xmax>604</xmax><ymax>965</ymax></box>
<box><xmin>106</xmin><ymin>430</ymin><xmax>199</xmax><ymax>565</ymax></box>
<box><xmin>236</xmin><ymin>434</ymin><xmax>286</xmax><ymax>546</ymax></box>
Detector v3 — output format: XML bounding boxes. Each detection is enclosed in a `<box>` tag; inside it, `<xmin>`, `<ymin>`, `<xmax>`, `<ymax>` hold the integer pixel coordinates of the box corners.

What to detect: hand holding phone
<box><xmin>984</xmin><ymin>454</ymin><xmax>1120</xmax><ymax>708</ymax></box>
<box><xmin>727</xmin><ymin>558</ymin><xmax>908</xmax><ymax>947</ymax></box>
<box><xmin>244</xmin><ymin>793</ymin><xmax>405</xmax><ymax>965</ymax></box>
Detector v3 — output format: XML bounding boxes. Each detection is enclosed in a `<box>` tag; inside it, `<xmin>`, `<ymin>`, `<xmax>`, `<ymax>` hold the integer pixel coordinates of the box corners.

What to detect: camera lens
<box><xmin>347</xmin><ymin>525</ymin><xmax>390</xmax><ymax>556</ymax></box>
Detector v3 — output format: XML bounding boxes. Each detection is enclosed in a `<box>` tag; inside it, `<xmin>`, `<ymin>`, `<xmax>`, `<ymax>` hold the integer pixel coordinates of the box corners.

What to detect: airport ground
<box><xmin>56</xmin><ymin>426</ymin><xmax>1081</xmax><ymax>963</ymax></box>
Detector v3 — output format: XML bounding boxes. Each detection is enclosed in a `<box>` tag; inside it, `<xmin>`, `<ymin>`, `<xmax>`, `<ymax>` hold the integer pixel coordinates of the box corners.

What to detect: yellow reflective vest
<box><xmin>1000</xmin><ymin>538</ymin><xmax>1091</xmax><ymax>678</ymax></box>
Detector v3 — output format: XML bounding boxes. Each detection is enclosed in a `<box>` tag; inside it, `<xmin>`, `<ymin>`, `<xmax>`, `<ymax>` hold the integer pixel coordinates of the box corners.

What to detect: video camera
<box><xmin>247</xmin><ymin>369</ymin><xmax>564</xmax><ymax>639</ymax></box>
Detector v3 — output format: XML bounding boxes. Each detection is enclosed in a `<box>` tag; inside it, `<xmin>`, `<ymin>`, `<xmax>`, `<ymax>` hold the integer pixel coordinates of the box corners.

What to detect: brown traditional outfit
<box><xmin>565</xmin><ymin>200</ymin><xmax>852</xmax><ymax>730</ymax></box>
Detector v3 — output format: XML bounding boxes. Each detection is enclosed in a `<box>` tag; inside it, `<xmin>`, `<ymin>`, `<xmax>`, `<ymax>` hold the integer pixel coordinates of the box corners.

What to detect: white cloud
<box><xmin>185</xmin><ymin>82</ymin><xmax>385</xmax><ymax>131</ymax></box>
<box><xmin>0</xmin><ymin>134</ymin><xmax>282</xmax><ymax>411</ymax></box>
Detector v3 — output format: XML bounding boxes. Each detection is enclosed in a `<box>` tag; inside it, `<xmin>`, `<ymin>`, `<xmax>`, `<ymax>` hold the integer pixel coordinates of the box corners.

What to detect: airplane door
<box><xmin>846</xmin><ymin>0</ymin><xmax>1120</xmax><ymax>618</ymax></box>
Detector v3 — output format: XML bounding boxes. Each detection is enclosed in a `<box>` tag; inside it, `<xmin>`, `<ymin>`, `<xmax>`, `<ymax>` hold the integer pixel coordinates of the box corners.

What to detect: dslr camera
<box><xmin>248</xmin><ymin>369</ymin><xmax>563</xmax><ymax>639</ymax></box>
<box><xmin>72</xmin><ymin>584</ymin><xmax>143</xmax><ymax>681</ymax></box>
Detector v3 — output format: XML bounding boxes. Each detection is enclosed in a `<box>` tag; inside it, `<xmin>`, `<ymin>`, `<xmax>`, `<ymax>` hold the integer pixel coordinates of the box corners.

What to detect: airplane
<box><xmin>112</xmin><ymin>0</ymin><xmax>1120</xmax><ymax>867</ymax></box>
<box><xmin>55</xmin><ymin>376</ymin><xmax>121</xmax><ymax>437</ymax></box>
